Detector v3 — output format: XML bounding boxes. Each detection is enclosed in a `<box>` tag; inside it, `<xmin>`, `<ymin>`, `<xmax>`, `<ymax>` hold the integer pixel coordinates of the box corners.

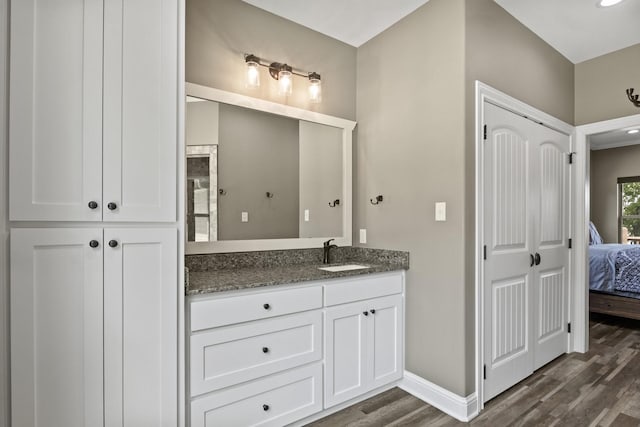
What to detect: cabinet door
<box><xmin>324</xmin><ymin>301</ymin><xmax>368</xmax><ymax>408</ymax></box>
<box><xmin>103</xmin><ymin>0</ymin><xmax>178</xmax><ymax>222</ymax></box>
<box><xmin>9</xmin><ymin>0</ymin><xmax>103</xmax><ymax>221</ymax></box>
<box><xmin>104</xmin><ymin>228</ymin><xmax>178</xmax><ymax>427</ymax></box>
<box><xmin>11</xmin><ymin>228</ymin><xmax>104</xmax><ymax>427</ymax></box>
<box><xmin>369</xmin><ymin>294</ymin><xmax>404</xmax><ymax>390</ymax></box>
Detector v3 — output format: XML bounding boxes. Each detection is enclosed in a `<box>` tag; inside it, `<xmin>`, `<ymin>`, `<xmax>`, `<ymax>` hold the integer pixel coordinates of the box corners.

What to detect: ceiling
<box><xmin>242</xmin><ymin>0</ymin><xmax>640</xmax><ymax>64</ymax></box>
<box><xmin>590</xmin><ymin>128</ymin><xmax>640</xmax><ymax>150</ymax></box>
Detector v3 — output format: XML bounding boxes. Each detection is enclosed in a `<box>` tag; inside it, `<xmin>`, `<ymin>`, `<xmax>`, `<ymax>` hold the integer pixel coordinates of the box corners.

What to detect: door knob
<box><xmin>108</xmin><ymin>240</ymin><xmax>118</xmax><ymax>248</ymax></box>
<box><xmin>262</xmin><ymin>404</ymin><xmax>270</xmax><ymax>411</ymax></box>
<box><xmin>370</xmin><ymin>309</ymin><xmax>376</xmax><ymax>314</ymax></box>
<box><xmin>89</xmin><ymin>240</ymin><xmax>99</xmax><ymax>248</ymax></box>
<box><xmin>534</xmin><ymin>253</ymin><xmax>541</xmax><ymax>265</ymax></box>
<box><xmin>263</xmin><ymin>303</ymin><xmax>270</xmax><ymax>310</ymax></box>
<box><xmin>363</xmin><ymin>311</ymin><xmax>369</xmax><ymax>316</ymax></box>
<box><xmin>88</xmin><ymin>201</ymin><xmax>98</xmax><ymax>209</ymax></box>
<box><xmin>530</xmin><ymin>254</ymin><xmax>535</xmax><ymax>267</ymax></box>
<box><xmin>262</xmin><ymin>347</ymin><xmax>269</xmax><ymax>353</ymax></box>
<box><xmin>107</xmin><ymin>202</ymin><xmax>117</xmax><ymax>211</ymax></box>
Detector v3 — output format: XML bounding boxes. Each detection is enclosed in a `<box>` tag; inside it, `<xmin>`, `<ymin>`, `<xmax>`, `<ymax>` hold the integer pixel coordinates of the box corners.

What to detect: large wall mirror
<box><xmin>185</xmin><ymin>83</ymin><xmax>356</xmax><ymax>254</ymax></box>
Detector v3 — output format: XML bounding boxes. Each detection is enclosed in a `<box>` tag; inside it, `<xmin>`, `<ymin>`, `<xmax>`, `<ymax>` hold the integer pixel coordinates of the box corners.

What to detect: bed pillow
<box><xmin>589</xmin><ymin>221</ymin><xmax>603</xmax><ymax>245</ymax></box>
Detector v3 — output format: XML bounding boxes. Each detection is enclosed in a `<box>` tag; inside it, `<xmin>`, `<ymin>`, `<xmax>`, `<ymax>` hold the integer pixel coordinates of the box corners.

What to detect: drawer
<box><xmin>190</xmin><ymin>285</ymin><xmax>322</xmax><ymax>331</ymax></box>
<box><xmin>324</xmin><ymin>271</ymin><xmax>403</xmax><ymax>306</ymax></box>
<box><xmin>190</xmin><ymin>363</ymin><xmax>322</xmax><ymax>427</ymax></box>
<box><xmin>190</xmin><ymin>311</ymin><xmax>322</xmax><ymax>396</ymax></box>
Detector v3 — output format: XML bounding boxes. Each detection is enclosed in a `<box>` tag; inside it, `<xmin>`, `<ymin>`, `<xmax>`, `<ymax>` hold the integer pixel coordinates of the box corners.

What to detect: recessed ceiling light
<box><xmin>598</xmin><ymin>0</ymin><xmax>624</xmax><ymax>7</ymax></box>
<box><xmin>628</xmin><ymin>129</ymin><xmax>639</xmax><ymax>134</ymax></box>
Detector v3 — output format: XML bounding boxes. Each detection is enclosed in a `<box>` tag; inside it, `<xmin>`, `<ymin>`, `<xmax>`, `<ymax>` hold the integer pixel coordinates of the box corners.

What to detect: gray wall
<box><xmin>218</xmin><ymin>103</ymin><xmax>299</xmax><ymax>240</ymax></box>
<box><xmin>299</xmin><ymin>121</ymin><xmax>343</xmax><ymax>238</ymax></box>
<box><xmin>575</xmin><ymin>44</ymin><xmax>640</xmax><ymax>125</ymax></box>
<box><xmin>186</xmin><ymin>100</ymin><xmax>218</xmax><ymax>146</ymax></box>
<box><xmin>463</xmin><ymin>0</ymin><xmax>575</xmax><ymax>395</ymax></box>
<box><xmin>356</xmin><ymin>0</ymin><xmax>468</xmax><ymax>395</ymax></box>
<box><xmin>186</xmin><ymin>0</ymin><xmax>357</xmax><ymax>120</ymax></box>
<box><xmin>590</xmin><ymin>145</ymin><xmax>640</xmax><ymax>243</ymax></box>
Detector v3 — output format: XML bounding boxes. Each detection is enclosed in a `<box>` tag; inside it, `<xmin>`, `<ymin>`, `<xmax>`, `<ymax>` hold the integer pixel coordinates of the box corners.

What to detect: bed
<box><xmin>589</xmin><ymin>222</ymin><xmax>640</xmax><ymax>320</ymax></box>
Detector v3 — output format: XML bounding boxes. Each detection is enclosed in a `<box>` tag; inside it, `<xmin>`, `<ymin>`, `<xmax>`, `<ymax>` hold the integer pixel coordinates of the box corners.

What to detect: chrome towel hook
<box><xmin>370</xmin><ymin>195</ymin><xmax>383</xmax><ymax>205</ymax></box>
<box><xmin>328</xmin><ymin>199</ymin><xmax>340</xmax><ymax>207</ymax></box>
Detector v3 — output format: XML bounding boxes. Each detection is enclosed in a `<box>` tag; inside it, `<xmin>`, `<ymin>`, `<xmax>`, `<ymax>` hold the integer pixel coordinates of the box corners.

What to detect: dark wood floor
<box><xmin>309</xmin><ymin>314</ymin><xmax>640</xmax><ymax>426</ymax></box>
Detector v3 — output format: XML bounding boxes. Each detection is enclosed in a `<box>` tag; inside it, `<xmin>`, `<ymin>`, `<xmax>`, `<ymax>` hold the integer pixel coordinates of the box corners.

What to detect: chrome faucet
<box><xmin>323</xmin><ymin>239</ymin><xmax>338</xmax><ymax>264</ymax></box>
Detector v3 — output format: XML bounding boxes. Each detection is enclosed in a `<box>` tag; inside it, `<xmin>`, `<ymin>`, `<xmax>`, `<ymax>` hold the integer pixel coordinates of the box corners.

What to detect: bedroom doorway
<box><xmin>482</xmin><ymin>101</ymin><xmax>571</xmax><ymax>402</ymax></box>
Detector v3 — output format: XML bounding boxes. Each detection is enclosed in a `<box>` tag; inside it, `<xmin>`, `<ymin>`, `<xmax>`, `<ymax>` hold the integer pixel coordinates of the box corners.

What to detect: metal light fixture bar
<box><xmin>627</xmin><ymin>88</ymin><xmax>640</xmax><ymax>107</ymax></box>
<box><xmin>245</xmin><ymin>54</ymin><xmax>317</xmax><ymax>81</ymax></box>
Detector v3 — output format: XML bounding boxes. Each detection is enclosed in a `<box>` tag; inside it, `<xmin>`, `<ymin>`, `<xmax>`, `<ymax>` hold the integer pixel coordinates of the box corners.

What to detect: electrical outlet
<box><xmin>359</xmin><ymin>229</ymin><xmax>367</xmax><ymax>244</ymax></box>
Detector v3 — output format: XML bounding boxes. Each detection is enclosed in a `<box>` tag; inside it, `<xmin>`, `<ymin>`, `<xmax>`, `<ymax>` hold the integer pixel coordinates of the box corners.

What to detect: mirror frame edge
<box><xmin>185</xmin><ymin>82</ymin><xmax>356</xmax><ymax>254</ymax></box>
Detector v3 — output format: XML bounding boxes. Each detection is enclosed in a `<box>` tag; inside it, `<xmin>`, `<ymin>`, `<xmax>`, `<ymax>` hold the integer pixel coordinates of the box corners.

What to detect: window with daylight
<box><xmin>618</xmin><ymin>176</ymin><xmax>640</xmax><ymax>244</ymax></box>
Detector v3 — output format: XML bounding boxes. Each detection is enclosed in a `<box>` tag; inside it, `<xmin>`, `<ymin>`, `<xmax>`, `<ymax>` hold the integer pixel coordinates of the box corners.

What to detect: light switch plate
<box><xmin>304</xmin><ymin>209</ymin><xmax>310</xmax><ymax>222</ymax></box>
<box><xmin>435</xmin><ymin>202</ymin><xmax>446</xmax><ymax>221</ymax></box>
<box><xmin>359</xmin><ymin>229</ymin><xmax>367</xmax><ymax>244</ymax></box>
<box><xmin>241</xmin><ymin>211</ymin><xmax>249</xmax><ymax>222</ymax></box>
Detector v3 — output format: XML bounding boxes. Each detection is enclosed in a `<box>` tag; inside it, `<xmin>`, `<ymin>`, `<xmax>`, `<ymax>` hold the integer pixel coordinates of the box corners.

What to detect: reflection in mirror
<box><xmin>185</xmin><ymin>83</ymin><xmax>355</xmax><ymax>254</ymax></box>
<box><xmin>186</xmin><ymin>97</ymin><xmax>343</xmax><ymax>242</ymax></box>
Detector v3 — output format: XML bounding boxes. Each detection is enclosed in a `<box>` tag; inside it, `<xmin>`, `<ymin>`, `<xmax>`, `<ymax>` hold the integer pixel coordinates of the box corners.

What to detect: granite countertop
<box><xmin>185</xmin><ymin>247</ymin><xmax>409</xmax><ymax>295</ymax></box>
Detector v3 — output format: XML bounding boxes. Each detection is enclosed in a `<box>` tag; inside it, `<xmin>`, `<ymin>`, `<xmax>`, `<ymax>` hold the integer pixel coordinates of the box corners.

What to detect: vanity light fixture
<box><xmin>627</xmin><ymin>88</ymin><xmax>640</xmax><ymax>107</ymax></box>
<box><xmin>244</xmin><ymin>53</ymin><xmax>322</xmax><ymax>102</ymax></box>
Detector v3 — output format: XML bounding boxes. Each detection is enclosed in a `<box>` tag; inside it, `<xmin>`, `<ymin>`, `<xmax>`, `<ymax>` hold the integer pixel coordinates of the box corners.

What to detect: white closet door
<box><xmin>9</xmin><ymin>0</ymin><xmax>103</xmax><ymax>221</ymax></box>
<box><xmin>103</xmin><ymin>0</ymin><xmax>178</xmax><ymax>222</ymax></box>
<box><xmin>483</xmin><ymin>102</ymin><xmax>570</xmax><ymax>401</ymax></box>
<box><xmin>483</xmin><ymin>103</ymin><xmax>534</xmax><ymax>401</ymax></box>
<box><xmin>11</xmin><ymin>228</ymin><xmax>104</xmax><ymax>427</ymax></box>
<box><xmin>533</xmin><ymin>127</ymin><xmax>570</xmax><ymax>370</ymax></box>
<box><xmin>104</xmin><ymin>228</ymin><xmax>177</xmax><ymax>427</ymax></box>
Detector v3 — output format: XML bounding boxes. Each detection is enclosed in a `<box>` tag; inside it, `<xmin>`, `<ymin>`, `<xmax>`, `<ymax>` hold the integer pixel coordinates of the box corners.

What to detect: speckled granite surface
<box><xmin>185</xmin><ymin>247</ymin><xmax>409</xmax><ymax>295</ymax></box>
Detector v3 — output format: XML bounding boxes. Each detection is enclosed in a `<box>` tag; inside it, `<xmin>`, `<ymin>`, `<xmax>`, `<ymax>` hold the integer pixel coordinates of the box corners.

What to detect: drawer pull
<box><xmin>263</xmin><ymin>404</ymin><xmax>270</xmax><ymax>411</ymax></box>
<box><xmin>263</xmin><ymin>303</ymin><xmax>271</xmax><ymax>310</ymax></box>
<box><xmin>262</xmin><ymin>347</ymin><xmax>269</xmax><ymax>353</ymax></box>
<box><xmin>363</xmin><ymin>311</ymin><xmax>369</xmax><ymax>316</ymax></box>
<box><xmin>370</xmin><ymin>309</ymin><xmax>376</xmax><ymax>314</ymax></box>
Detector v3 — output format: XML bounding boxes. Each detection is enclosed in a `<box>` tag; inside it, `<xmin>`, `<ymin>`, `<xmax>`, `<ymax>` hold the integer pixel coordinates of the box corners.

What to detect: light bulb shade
<box><xmin>278</xmin><ymin>65</ymin><xmax>293</xmax><ymax>96</ymax></box>
<box><xmin>245</xmin><ymin>54</ymin><xmax>260</xmax><ymax>88</ymax></box>
<box><xmin>308</xmin><ymin>72</ymin><xmax>322</xmax><ymax>103</ymax></box>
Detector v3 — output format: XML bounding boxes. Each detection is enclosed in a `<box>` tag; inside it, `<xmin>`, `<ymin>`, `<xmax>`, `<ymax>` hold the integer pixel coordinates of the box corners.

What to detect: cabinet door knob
<box><xmin>108</xmin><ymin>240</ymin><xmax>118</xmax><ymax>248</ymax></box>
<box><xmin>107</xmin><ymin>202</ymin><xmax>117</xmax><ymax>211</ymax></box>
<box><xmin>263</xmin><ymin>404</ymin><xmax>269</xmax><ymax>411</ymax></box>
<box><xmin>88</xmin><ymin>201</ymin><xmax>98</xmax><ymax>209</ymax></box>
<box><xmin>262</xmin><ymin>347</ymin><xmax>269</xmax><ymax>353</ymax></box>
<box><xmin>263</xmin><ymin>303</ymin><xmax>270</xmax><ymax>310</ymax></box>
<box><xmin>534</xmin><ymin>252</ymin><xmax>541</xmax><ymax>266</ymax></box>
<box><xmin>363</xmin><ymin>311</ymin><xmax>369</xmax><ymax>316</ymax></box>
<box><xmin>89</xmin><ymin>240</ymin><xmax>99</xmax><ymax>248</ymax></box>
<box><xmin>370</xmin><ymin>309</ymin><xmax>376</xmax><ymax>314</ymax></box>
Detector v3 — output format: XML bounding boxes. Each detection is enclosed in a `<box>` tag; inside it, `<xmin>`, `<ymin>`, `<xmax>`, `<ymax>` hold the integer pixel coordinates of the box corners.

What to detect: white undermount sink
<box><xmin>318</xmin><ymin>264</ymin><xmax>370</xmax><ymax>272</ymax></box>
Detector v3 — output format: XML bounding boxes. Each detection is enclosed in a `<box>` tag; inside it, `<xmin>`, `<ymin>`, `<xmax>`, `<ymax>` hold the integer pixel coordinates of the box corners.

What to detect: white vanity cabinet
<box><xmin>324</xmin><ymin>273</ymin><xmax>404</xmax><ymax>408</ymax></box>
<box><xmin>9</xmin><ymin>0</ymin><xmax>177</xmax><ymax>222</ymax></box>
<box><xmin>187</xmin><ymin>270</ymin><xmax>405</xmax><ymax>426</ymax></box>
<box><xmin>11</xmin><ymin>228</ymin><xmax>178</xmax><ymax>427</ymax></box>
<box><xmin>188</xmin><ymin>285</ymin><xmax>324</xmax><ymax>427</ymax></box>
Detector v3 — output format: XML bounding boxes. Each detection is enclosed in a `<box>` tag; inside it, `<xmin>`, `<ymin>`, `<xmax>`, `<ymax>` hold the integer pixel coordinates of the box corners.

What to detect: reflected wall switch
<box><xmin>304</xmin><ymin>209</ymin><xmax>310</xmax><ymax>222</ymax></box>
<box><xmin>241</xmin><ymin>211</ymin><xmax>249</xmax><ymax>222</ymax></box>
<box><xmin>359</xmin><ymin>229</ymin><xmax>367</xmax><ymax>244</ymax></box>
<box><xmin>435</xmin><ymin>202</ymin><xmax>446</xmax><ymax>221</ymax></box>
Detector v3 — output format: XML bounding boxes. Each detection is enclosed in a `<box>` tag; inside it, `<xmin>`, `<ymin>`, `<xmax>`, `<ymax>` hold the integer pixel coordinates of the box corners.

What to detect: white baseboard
<box><xmin>399</xmin><ymin>371</ymin><xmax>478</xmax><ymax>422</ymax></box>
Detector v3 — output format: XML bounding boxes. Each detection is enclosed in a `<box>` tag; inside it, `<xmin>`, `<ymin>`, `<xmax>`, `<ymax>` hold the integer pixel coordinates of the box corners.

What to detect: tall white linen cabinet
<box><xmin>8</xmin><ymin>1</ymin><xmax>182</xmax><ymax>426</ymax></box>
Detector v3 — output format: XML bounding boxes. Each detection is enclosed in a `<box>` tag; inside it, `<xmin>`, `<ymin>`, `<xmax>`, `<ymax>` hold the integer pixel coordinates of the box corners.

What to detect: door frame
<box><xmin>573</xmin><ymin>112</ymin><xmax>640</xmax><ymax>345</ymax></box>
<box><xmin>474</xmin><ymin>81</ymin><xmax>575</xmax><ymax>409</ymax></box>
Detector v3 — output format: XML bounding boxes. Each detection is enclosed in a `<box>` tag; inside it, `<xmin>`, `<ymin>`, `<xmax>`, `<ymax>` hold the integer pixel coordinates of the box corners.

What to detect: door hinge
<box><xmin>483</xmin><ymin>245</ymin><xmax>487</xmax><ymax>260</ymax></box>
<box><xmin>483</xmin><ymin>125</ymin><xmax>487</xmax><ymax>140</ymax></box>
<box><xmin>568</xmin><ymin>152</ymin><xmax>574</xmax><ymax>164</ymax></box>
<box><xmin>483</xmin><ymin>364</ymin><xmax>487</xmax><ymax>380</ymax></box>
<box><xmin>568</xmin><ymin>322</ymin><xmax>571</xmax><ymax>333</ymax></box>
<box><xmin>568</xmin><ymin>238</ymin><xmax>572</xmax><ymax>249</ymax></box>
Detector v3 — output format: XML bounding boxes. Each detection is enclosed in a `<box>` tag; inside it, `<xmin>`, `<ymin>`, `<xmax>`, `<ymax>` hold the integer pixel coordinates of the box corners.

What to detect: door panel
<box><xmin>483</xmin><ymin>102</ymin><xmax>570</xmax><ymax>401</ymax></box>
<box><xmin>11</xmin><ymin>228</ymin><xmax>103</xmax><ymax>427</ymax></box>
<box><xmin>104</xmin><ymin>228</ymin><xmax>177</xmax><ymax>427</ymax></box>
<box><xmin>370</xmin><ymin>295</ymin><xmax>403</xmax><ymax>389</ymax></box>
<box><xmin>9</xmin><ymin>0</ymin><xmax>102</xmax><ymax>221</ymax></box>
<box><xmin>324</xmin><ymin>301</ymin><xmax>368</xmax><ymax>408</ymax></box>
<box><xmin>103</xmin><ymin>0</ymin><xmax>177</xmax><ymax>222</ymax></box>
